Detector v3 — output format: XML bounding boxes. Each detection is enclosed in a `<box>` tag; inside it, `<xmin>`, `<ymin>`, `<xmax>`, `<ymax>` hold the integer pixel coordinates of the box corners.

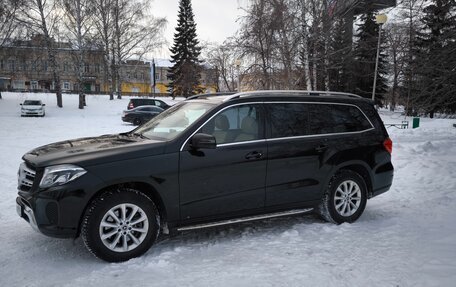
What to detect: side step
<box><xmin>177</xmin><ymin>208</ymin><xmax>314</xmax><ymax>232</ymax></box>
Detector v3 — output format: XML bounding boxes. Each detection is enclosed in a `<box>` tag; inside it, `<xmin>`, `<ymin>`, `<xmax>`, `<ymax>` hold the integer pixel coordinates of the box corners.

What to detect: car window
<box><xmin>135</xmin><ymin>102</ymin><xmax>214</xmax><ymax>140</ymax></box>
<box><xmin>199</xmin><ymin>104</ymin><xmax>262</xmax><ymax>145</ymax></box>
<box><xmin>309</xmin><ymin>104</ymin><xmax>372</xmax><ymax>134</ymax></box>
<box><xmin>267</xmin><ymin>103</ymin><xmax>309</xmax><ymax>138</ymax></box>
<box><xmin>23</xmin><ymin>100</ymin><xmax>42</xmax><ymax>105</ymax></box>
<box><xmin>308</xmin><ymin>104</ymin><xmax>335</xmax><ymax>134</ymax></box>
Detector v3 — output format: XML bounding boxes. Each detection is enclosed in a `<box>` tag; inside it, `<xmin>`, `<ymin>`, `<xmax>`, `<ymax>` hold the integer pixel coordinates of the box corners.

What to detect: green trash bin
<box><xmin>412</xmin><ymin>117</ymin><xmax>420</xmax><ymax>129</ymax></box>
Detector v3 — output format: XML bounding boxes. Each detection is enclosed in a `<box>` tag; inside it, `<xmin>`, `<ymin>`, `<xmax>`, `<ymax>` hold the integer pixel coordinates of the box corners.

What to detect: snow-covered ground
<box><xmin>1</xmin><ymin>92</ymin><xmax>455</xmax><ymax>286</ymax></box>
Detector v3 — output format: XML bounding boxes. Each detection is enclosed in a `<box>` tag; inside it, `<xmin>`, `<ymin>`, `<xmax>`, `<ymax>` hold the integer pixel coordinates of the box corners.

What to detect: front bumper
<box><xmin>16</xmin><ymin>172</ymin><xmax>106</xmax><ymax>238</ymax></box>
<box><xmin>16</xmin><ymin>197</ymin><xmax>39</xmax><ymax>233</ymax></box>
<box><xmin>21</xmin><ymin>110</ymin><xmax>44</xmax><ymax>116</ymax></box>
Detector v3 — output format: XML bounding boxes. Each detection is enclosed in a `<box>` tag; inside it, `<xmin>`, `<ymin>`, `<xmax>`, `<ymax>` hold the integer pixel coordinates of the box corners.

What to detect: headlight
<box><xmin>39</xmin><ymin>164</ymin><xmax>87</xmax><ymax>189</ymax></box>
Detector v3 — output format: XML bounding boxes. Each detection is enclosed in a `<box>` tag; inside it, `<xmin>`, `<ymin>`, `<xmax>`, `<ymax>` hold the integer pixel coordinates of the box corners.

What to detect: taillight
<box><xmin>383</xmin><ymin>138</ymin><xmax>393</xmax><ymax>154</ymax></box>
<box><xmin>128</xmin><ymin>103</ymin><xmax>134</xmax><ymax>109</ymax></box>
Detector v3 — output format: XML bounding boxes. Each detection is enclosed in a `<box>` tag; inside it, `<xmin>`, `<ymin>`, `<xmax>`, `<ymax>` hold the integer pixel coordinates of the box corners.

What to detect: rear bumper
<box><xmin>371</xmin><ymin>168</ymin><xmax>394</xmax><ymax>198</ymax></box>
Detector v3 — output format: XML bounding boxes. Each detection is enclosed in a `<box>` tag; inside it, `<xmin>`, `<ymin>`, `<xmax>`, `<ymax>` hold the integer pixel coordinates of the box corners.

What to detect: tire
<box><xmin>318</xmin><ymin>170</ymin><xmax>367</xmax><ymax>224</ymax></box>
<box><xmin>133</xmin><ymin>118</ymin><xmax>142</xmax><ymax>125</ymax></box>
<box><xmin>81</xmin><ymin>188</ymin><xmax>160</xmax><ymax>262</ymax></box>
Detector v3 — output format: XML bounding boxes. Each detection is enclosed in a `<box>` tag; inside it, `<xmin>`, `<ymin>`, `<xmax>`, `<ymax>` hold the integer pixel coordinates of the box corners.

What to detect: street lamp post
<box><xmin>372</xmin><ymin>14</ymin><xmax>387</xmax><ymax>102</ymax></box>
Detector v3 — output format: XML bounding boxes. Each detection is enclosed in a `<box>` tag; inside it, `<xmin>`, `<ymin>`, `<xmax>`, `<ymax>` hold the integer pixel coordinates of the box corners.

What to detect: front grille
<box><xmin>18</xmin><ymin>162</ymin><xmax>36</xmax><ymax>191</ymax></box>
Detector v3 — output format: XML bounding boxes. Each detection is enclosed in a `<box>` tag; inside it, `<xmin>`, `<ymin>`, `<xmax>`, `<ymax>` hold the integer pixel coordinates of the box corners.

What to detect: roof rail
<box><xmin>222</xmin><ymin>90</ymin><xmax>362</xmax><ymax>102</ymax></box>
<box><xmin>185</xmin><ymin>92</ymin><xmax>236</xmax><ymax>101</ymax></box>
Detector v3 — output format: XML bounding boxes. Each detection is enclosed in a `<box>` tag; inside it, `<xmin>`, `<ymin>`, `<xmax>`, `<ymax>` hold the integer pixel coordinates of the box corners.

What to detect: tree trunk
<box><xmin>37</xmin><ymin>0</ymin><xmax>62</xmax><ymax>107</ymax></box>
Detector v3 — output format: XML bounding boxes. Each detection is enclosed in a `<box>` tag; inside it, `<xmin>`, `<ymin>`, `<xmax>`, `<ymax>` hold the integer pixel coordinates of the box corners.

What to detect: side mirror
<box><xmin>20</xmin><ymin>103</ymin><xmax>22</xmax><ymax>105</ymax></box>
<box><xmin>190</xmin><ymin>133</ymin><xmax>216</xmax><ymax>149</ymax></box>
<box><xmin>42</xmin><ymin>104</ymin><xmax>46</xmax><ymax>106</ymax></box>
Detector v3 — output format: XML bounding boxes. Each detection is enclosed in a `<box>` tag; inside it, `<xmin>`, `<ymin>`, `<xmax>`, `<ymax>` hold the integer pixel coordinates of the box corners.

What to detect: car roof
<box><xmin>129</xmin><ymin>98</ymin><xmax>164</xmax><ymax>102</ymax></box>
<box><xmin>130</xmin><ymin>105</ymin><xmax>163</xmax><ymax>110</ymax></box>
<box><xmin>186</xmin><ymin>90</ymin><xmax>372</xmax><ymax>105</ymax></box>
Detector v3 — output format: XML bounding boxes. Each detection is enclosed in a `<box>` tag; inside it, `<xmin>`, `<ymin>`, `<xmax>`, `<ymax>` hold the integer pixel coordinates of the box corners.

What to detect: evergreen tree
<box><xmin>328</xmin><ymin>17</ymin><xmax>353</xmax><ymax>92</ymax></box>
<box><xmin>168</xmin><ymin>0</ymin><xmax>202</xmax><ymax>98</ymax></box>
<box><xmin>413</xmin><ymin>0</ymin><xmax>456</xmax><ymax>117</ymax></box>
<box><xmin>352</xmin><ymin>3</ymin><xmax>388</xmax><ymax>105</ymax></box>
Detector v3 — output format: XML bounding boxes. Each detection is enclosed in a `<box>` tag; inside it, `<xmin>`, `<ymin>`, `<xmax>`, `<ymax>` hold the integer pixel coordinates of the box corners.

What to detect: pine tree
<box><xmin>413</xmin><ymin>0</ymin><xmax>456</xmax><ymax>117</ymax></box>
<box><xmin>352</xmin><ymin>3</ymin><xmax>388</xmax><ymax>105</ymax></box>
<box><xmin>328</xmin><ymin>17</ymin><xmax>353</xmax><ymax>92</ymax></box>
<box><xmin>168</xmin><ymin>0</ymin><xmax>202</xmax><ymax>98</ymax></box>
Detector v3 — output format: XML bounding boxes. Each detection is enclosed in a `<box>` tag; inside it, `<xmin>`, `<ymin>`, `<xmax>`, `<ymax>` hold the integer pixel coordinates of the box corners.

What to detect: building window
<box><xmin>8</xmin><ymin>60</ymin><xmax>15</xmax><ymax>71</ymax></box>
<box><xmin>84</xmin><ymin>63</ymin><xmax>90</xmax><ymax>73</ymax></box>
<box><xmin>63</xmin><ymin>63</ymin><xmax>68</xmax><ymax>72</ymax></box>
<box><xmin>0</xmin><ymin>59</ymin><xmax>3</xmax><ymax>70</ymax></box>
<box><xmin>155</xmin><ymin>74</ymin><xmax>160</xmax><ymax>81</ymax></box>
<box><xmin>95</xmin><ymin>64</ymin><xmax>100</xmax><ymax>73</ymax></box>
<box><xmin>43</xmin><ymin>61</ymin><xmax>48</xmax><ymax>71</ymax></box>
<box><xmin>31</xmin><ymin>81</ymin><xmax>38</xmax><ymax>90</ymax></box>
<box><xmin>63</xmin><ymin>82</ymin><xmax>70</xmax><ymax>90</ymax></box>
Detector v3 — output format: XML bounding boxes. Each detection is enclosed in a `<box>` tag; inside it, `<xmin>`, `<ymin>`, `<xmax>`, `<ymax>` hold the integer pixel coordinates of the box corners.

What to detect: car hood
<box><xmin>23</xmin><ymin>133</ymin><xmax>166</xmax><ymax>168</ymax></box>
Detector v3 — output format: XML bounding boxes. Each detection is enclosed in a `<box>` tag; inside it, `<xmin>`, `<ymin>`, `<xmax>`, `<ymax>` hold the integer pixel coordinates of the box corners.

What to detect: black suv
<box><xmin>16</xmin><ymin>91</ymin><xmax>393</xmax><ymax>262</ymax></box>
<box><xmin>127</xmin><ymin>98</ymin><xmax>170</xmax><ymax>110</ymax></box>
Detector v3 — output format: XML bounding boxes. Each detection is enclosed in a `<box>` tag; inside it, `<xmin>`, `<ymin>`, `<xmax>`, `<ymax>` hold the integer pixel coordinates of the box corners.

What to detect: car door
<box><xmin>265</xmin><ymin>102</ymin><xmax>328</xmax><ymax>207</ymax></box>
<box><xmin>179</xmin><ymin>103</ymin><xmax>267</xmax><ymax>222</ymax></box>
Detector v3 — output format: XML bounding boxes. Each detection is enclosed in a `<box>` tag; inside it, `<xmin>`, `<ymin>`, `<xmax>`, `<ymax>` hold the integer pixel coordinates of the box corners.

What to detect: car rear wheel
<box><xmin>81</xmin><ymin>188</ymin><xmax>160</xmax><ymax>262</ymax></box>
<box><xmin>318</xmin><ymin>170</ymin><xmax>367</xmax><ymax>224</ymax></box>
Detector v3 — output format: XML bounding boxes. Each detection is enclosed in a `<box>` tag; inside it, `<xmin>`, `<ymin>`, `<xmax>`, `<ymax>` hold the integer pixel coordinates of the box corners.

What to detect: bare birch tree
<box><xmin>17</xmin><ymin>0</ymin><xmax>63</xmax><ymax>107</ymax></box>
<box><xmin>60</xmin><ymin>0</ymin><xmax>93</xmax><ymax>109</ymax></box>
<box><xmin>204</xmin><ymin>40</ymin><xmax>240</xmax><ymax>92</ymax></box>
<box><xmin>112</xmin><ymin>0</ymin><xmax>166</xmax><ymax>99</ymax></box>
<box><xmin>0</xmin><ymin>0</ymin><xmax>23</xmax><ymax>99</ymax></box>
<box><xmin>92</xmin><ymin>0</ymin><xmax>115</xmax><ymax>100</ymax></box>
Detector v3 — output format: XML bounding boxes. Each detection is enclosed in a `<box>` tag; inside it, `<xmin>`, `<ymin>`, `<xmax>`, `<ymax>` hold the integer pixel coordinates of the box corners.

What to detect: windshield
<box><xmin>24</xmin><ymin>100</ymin><xmax>42</xmax><ymax>105</ymax></box>
<box><xmin>134</xmin><ymin>102</ymin><xmax>214</xmax><ymax>140</ymax></box>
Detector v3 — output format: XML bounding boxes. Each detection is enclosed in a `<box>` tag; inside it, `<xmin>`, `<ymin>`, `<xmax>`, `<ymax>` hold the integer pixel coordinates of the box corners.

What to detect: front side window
<box><xmin>135</xmin><ymin>102</ymin><xmax>214</xmax><ymax>140</ymax></box>
<box><xmin>199</xmin><ymin>104</ymin><xmax>263</xmax><ymax>145</ymax></box>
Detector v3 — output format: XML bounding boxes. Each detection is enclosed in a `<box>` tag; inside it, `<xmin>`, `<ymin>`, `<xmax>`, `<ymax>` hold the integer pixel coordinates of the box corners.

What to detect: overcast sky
<box><xmin>151</xmin><ymin>0</ymin><xmax>247</xmax><ymax>58</ymax></box>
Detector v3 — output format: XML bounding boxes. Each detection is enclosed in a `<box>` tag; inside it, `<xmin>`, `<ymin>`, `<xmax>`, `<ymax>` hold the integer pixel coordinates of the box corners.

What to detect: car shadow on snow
<box><xmin>23</xmin><ymin>208</ymin><xmax>391</xmax><ymax>263</ymax></box>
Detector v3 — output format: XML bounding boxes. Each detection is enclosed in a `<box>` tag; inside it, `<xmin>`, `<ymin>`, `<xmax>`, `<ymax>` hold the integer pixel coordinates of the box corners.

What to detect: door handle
<box><xmin>245</xmin><ymin>151</ymin><xmax>263</xmax><ymax>160</ymax></box>
<box><xmin>315</xmin><ymin>144</ymin><xmax>328</xmax><ymax>153</ymax></box>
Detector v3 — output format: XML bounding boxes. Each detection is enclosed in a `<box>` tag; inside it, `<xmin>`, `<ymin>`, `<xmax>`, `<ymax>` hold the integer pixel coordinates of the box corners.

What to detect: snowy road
<box><xmin>1</xmin><ymin>93</ymin><xmax>455</xmax><ymax>286</ymax></box>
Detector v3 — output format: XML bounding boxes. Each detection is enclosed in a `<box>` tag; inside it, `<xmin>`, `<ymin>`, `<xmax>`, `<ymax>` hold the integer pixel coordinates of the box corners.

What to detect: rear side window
<box><xmin>309</xmin><ymin>104</ymin><xmax>372</xmax><ymax>135</ymax></box>
<box><xmin>266</xmin><ymin>102</ymin><xmax>373</xmax><ymax>139</ymax></box>
<box><xmin>267</xmin><ymin>103</ymin><xmax>309</xmax><ymax>138</ymax></box>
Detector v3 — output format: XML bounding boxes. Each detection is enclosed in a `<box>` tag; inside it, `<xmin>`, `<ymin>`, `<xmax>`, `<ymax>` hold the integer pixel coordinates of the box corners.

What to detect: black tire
<box><xmin>81</xmin><ymin>188</ymin><xmax>160</xmax><ymax>262</ymax></box>
<box><xmin>133</xmin><ymin>118</ymin><xmax>142</xmax><ymax>125</ymax></box>
<box><xmin>318</xmin><ymin>170</ymin><xmax>367</xmax><ymax>224</ymax></box>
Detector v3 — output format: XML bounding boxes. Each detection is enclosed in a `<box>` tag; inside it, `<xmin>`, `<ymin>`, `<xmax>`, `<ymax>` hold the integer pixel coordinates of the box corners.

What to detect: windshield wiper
<box><xmin>130</xmin><ymin>133</ymin><xmax>149</xmax><ymax>139</ymax></box>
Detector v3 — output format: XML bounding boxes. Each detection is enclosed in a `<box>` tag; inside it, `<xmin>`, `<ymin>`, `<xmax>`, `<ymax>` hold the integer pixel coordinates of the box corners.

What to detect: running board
<box><xmin>177</xmin><ymin>208</ymin><xmax>314</xmax><ymax>232</ymax></box>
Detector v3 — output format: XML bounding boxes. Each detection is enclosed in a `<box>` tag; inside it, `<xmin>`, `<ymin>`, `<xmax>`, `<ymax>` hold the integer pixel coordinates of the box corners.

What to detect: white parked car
<box><xmin>20</xmin><ymin>100</ymin><xmax>45</xmax><ymax>117</ymax></box>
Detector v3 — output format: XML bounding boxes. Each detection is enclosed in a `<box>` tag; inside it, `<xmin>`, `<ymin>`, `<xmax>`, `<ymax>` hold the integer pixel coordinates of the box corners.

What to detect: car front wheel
<box><xmin>133</xmin><ymin>118</ymin><xmax>142</xmax><ymax>125</ymax></box>
<box><xmin>81</xmin><ymin>188</ymin><xmax>160</xmax><ymax>262</ymax></box>
<box><xmin>318</xmin><ymin>170</ymin><xmax>367</xmax><ymax>224</ymax></box>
